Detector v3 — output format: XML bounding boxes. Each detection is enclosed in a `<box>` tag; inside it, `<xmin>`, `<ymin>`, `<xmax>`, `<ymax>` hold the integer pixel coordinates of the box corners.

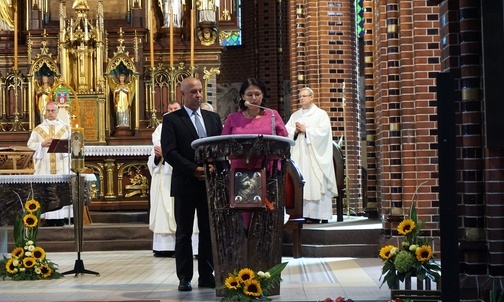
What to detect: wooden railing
<box><xmin>390</xmin><ymin>276</ymin><xmax>441</xmax><ymax>302</ymax></box>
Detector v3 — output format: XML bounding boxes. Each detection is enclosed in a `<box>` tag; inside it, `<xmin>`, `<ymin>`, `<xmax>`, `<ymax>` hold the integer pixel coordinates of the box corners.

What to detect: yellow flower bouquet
<box><xmin>219</xmin><ymin>262</ymin><xmax>288</xmax><ymax>302</ymax></box>
<box><xmin>0</xmin><ymin>199</ymin><xmax>61</xmax><ymax>280</ymax></box>
<box><xmin>379</xmin><ymin>203</ymin><xmax>441</xmax><ymax>289</ymax></box>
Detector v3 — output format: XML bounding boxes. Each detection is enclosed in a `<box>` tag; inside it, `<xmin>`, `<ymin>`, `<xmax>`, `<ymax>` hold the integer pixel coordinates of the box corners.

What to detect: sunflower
<box><xmin>22</xmin><ymin>257</ymin><xmax>37</xmax><ymax>269</ymax></box>
<box><xmin>32</xmin><ymin>246</ymin><xmax>46</xmax><ymax>261</ymax></box>
<box><xmin>224</xmin><ymin>275</ymin><xmax>241</xmax><ymax>290</ymax></box>
<box><xmin>238</xmin><ymin>268</ymin><xmax>255</xmax><ymax>283</ymax></box>
<box><xmin>40</xmin><ymin>264</ymin><xmax>52</xmax><ymax>278</ymax></box>
<box><xmin>397</xmin><ymin>219</ymin><xmax>415</xmax><ymax>235</ymax></box>
<box><xmin>25</xmin><ymin>199</ymin><xmax>40</xmax><ymax>213</ymax></box>
<box><xmin>5</xmin><ymin>258</ymin><xmax>17</xmax><ymax>274</ymax></box>
<box><xmin>379</xmin><ymin>245</ymin><xmax>395</xmax><ymax>260</ymax></box>
<box><xmin>243</xmin><ymin>279</ymin><xmax>262</xmax><ymax>297</ymax></box>
<box><xmin>416</xmin><ymin>245</ymin><xmax>433</xmax><ymax>262</ymax></box>
<box><xmin>23</xmin><ymin>213</ymin><xmax>38</xmax><ymax>228</ymax></box>
<box><xmin>11</xmin><ymin>247</ymin><xmax>24</xmax><ymax>258</ymax></box>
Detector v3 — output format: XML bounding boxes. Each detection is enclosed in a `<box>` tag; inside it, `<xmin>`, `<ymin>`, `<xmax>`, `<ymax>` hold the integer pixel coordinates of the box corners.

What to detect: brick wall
<box><xmin>218</xmin><ymin>0</ymin><xmax>289</xmax><ymax>116</ymax></box>
<box><xmin>288</xmin><ymin>0</ymin><xmax>361</xmax><ymax>213</ymax></box>
<box><xmin>369</xmin><ymin>0</ymin><xmax>441</xmax><ymax>236</ymax></box>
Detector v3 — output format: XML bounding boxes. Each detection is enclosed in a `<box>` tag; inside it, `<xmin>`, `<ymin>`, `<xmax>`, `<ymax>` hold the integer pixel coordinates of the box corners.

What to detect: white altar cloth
<box><xmin>84</xmin><ymin>145</ymin><xmax>152</xmax><ymax>157</ymax></box>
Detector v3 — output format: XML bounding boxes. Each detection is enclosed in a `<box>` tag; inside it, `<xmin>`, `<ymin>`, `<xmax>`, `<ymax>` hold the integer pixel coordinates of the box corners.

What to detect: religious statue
<box><xmin>159</xmin><ymin>0</ymin><xmax>182</xmax><ymax>28</ymax></box>
<box><xmin>35</xmin><ymin>75</ymin><xmax>54</xmax><ymax>123</ymax></box>
<box><xmin>109</xmin><ymin>73</ymin><xmax>135</xmax><ymax>127</ymax></box>
<box><xmin>72</xmin><ymin>0</ymin><xmax>90</xmax><ymax>10</ymax></box>
<box><xmin>199</xmin><ymin>0</ymin><xmax>216</xmax><ymax>23</ymax></box>
<box><xmin>0</xmin><ymin>0</ymin><xmax>14</xmax><ymax>31</ymax></box>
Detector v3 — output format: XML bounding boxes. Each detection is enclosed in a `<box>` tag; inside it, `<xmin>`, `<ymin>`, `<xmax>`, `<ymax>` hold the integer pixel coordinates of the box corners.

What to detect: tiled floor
<box><xmin>0</xmin><ymin>250</ymin><xmax>391</xmax><ymax>302</ymax></box>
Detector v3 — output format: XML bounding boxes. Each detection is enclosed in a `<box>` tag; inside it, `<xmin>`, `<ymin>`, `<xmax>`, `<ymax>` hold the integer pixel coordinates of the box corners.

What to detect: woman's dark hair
<box><xmin>238</xmin><ymin>78</ymin><xmax>267</xmax><ymax>111</ymax></box>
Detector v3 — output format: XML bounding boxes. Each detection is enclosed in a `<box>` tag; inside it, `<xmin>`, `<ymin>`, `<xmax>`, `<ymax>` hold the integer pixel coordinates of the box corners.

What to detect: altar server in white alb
<box><xmin>286</xmin><ymin>87</ymin><xmax>338</xmax><ymax>223</ymax></box>
<box><xmin>27</xmin><ymin>102</ymin><xmax>72</xmax><ymax>225</ymax></box>
<box><xmin>147</xmin><ymin>100</ymin><xmax>198</xmax><ymax>257</ymax></box>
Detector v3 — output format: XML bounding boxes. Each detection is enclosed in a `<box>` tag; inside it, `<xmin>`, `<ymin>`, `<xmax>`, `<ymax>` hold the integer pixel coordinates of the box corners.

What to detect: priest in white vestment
<box><xmin>147</xmin><ymin>101</ymin><xmax>198</xmax><ymax>257</ymax></box>
<box><xmin>286</xmin><ymin>87</ymin><xmax>338</xmax><ymax>223</ymax></box>
<box><xmin>27</xmin><ymin>102</ymin><xmax>73</xmax><ymax>224</ymax></box>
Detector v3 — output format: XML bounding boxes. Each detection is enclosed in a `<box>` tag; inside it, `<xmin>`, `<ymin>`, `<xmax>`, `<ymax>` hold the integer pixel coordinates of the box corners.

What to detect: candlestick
<box><xmin>190</xmin><ymin>9</ymin><xmax>194</xmax><ymax>66</ymax></box>
<box><xmin>14</xmin><ymin>5</ymin><xmax>18</xmax><ymax>70</ymax></box>
<box><xmin>170</xmin><ymin>9</ymin><xmax>174</xmax><ymax>68</ymax></box>
<box><xmin>150</xmin><ymin>10</ymin><xmax>155</xmax><ymax>68</ymax></box>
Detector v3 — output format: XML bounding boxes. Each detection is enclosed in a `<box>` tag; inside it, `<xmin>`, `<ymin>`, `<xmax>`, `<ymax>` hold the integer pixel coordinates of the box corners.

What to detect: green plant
<box><xmin>490</xmin><ymin>279</ymin><xmax>504</xmax><ymax>302</ymax></box>
<box><xmin>378</xmin><ymin>202</ymin><xmax>441</xmax><ymax>289</ymax></box>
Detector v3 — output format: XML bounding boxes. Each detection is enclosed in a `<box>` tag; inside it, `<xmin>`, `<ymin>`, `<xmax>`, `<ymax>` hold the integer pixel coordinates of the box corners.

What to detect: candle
<box><xmin>170</xmin><ymin>9</ymin><xmax>174</xmax><ymax>68</ymax></box>
<box><xmin>127</xmin><ymin>0</ymin><xmax>130</xmax><ymax>11</ymax></box>
<box><xmin>14</xmin><ymin>5</ymin><xmax>17</xmax><ymax>70</ymax></box>
<box><xmin>70</xmin><ymin>127</ymin><xmax>85</xmax><ymax>173</ymax></box>
<box><xmin>84</xmin><ymin>17</ymin><xmax>89</xmax><ymax>40</ymax></box>
<box><xmin>96</xmin><ymin>19</ymin><xmax>100</xmax><ymax>42</ymax></box>
<box><xmin>150</xmin><ymin>10</ymin><xmax>154</xmax><ymax>68</ymax></box>
<box><xmin>70</xmin><ymin>19</ymin><xmax>73</xmax><ymax>40</ymax></box>
<box><xmin>190</xmin><ymin>9</ymin><xmax>194</xmax><ymax>66</ymax></box>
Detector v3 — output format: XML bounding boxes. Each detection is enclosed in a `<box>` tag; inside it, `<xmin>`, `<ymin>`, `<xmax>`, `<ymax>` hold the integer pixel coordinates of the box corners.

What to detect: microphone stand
<box><xmin>244</xmin><ymin>101</ymin><xmax>276</xmax><ymax>135</ymax></box>
<box><xmin>271</xmin><ymin>112</ymin><xmax>275</xmax><ymax>135</ymax></box>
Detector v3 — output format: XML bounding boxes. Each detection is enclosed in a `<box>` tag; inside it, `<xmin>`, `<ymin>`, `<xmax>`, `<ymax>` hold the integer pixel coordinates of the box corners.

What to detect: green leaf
<box><xmin>409</xmin><ymin>202</ymin><xmax>417</xmax><ymax>223</ymax></box>
<box><xmin>13</xmin><ymin>216</ymin><xmax>24</xmax><ymax>247</ymax></box>
<box><xmin>267</xmin><ymin>262</ymin><xmax>288</xmax><ymax>276</ymax></box>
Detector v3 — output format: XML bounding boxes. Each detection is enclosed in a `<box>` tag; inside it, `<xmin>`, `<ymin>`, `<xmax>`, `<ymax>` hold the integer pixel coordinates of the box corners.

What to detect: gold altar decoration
<box><xmin>0</xmin><ymin>146</ymin><xmax>34</xmax><ymax>175</ymax></box>
<box><xmin>105</xmin><ymin>28</ymin><xmax>139</xmax><ymax>134</ymax></box>
<box><xmin>61</xmin><ymin>0</ymin><xmax>104</xmax><ymax>93</ymax></box>
<box><xmin>0</xmin><ymin>0</ymin><xmax>231</xmax><ymax>211</ymax></box>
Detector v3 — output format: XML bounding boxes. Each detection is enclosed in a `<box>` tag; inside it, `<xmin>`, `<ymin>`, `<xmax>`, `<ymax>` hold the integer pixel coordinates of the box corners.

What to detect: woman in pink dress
<box><xmin>222</xmin><ymin>78</ymin><xmax>288</xmax><ymax>137</ymax></box>
<box><xmin>222</xmin><ymin>78</ymin><xmax>288</xmax><ymax>227</ymax></box>
<box><xmin>222</xmin><ymin>78</ymin><xmax>288</xmax><ymax>170</ymax></box>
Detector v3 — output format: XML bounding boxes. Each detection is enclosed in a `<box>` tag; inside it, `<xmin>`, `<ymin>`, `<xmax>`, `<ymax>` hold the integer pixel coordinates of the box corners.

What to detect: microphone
<box><xmin>244</xmin><ymin>101</ymin><xmax>276</xmax><ymax>135</ymax></box>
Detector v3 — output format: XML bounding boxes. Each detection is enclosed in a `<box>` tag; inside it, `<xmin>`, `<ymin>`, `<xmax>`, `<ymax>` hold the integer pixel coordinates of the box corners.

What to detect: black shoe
<box><xmin>153</xmin><ymin>251</ymin><xmax>174</xmax><ymax>257</ymax></box>
<box><xmin>178</xmin><ymin>280</ymin><xmax>192</xmax><ymax>291</ymax></box>
<box><xmin>321</xmin><ymin>219</ymin><xmax>329</xmax><ymax>224</ymax></box>
<box><xmin>198</xmin><ymin>276</ymin><xmax>216</xmax><ymax>288</ymax></box>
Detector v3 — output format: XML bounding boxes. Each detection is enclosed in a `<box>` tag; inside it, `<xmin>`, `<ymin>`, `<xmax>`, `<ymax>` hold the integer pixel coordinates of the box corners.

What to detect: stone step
<box><xmin>4</xmin><ymin>214</ymin><xmax>382</xmax><ymax>258</ymax></box>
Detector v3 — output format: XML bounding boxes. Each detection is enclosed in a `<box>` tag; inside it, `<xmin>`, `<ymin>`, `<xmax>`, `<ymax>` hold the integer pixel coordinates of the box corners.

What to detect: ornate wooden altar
<box><xmin>192</xmin><ymin>134</ymin><xmax>294</xmax><ymax>295</ymax></box>
<box><xmin>0</xmin><ymin>0</ymin><xmax>234</xmax><ymax>214</ymax></box>
<box><xmin>83</xmin><ymin>145</ymin><xmax>152</xmax><ymax>210</ymax></box>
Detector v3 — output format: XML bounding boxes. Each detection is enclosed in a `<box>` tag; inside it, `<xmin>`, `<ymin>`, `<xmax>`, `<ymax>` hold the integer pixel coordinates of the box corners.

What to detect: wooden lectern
<box><xmin>192</xmin><ymin>134</ymin><xmax>294</xmax><ymax>296</ymax></box>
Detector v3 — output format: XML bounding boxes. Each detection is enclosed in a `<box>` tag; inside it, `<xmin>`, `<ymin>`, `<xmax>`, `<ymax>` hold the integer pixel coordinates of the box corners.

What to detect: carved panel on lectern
<box><xmin>229</xmin><ymin>169</ymin><xmax>266</xmax><ymax>208</ymax></box>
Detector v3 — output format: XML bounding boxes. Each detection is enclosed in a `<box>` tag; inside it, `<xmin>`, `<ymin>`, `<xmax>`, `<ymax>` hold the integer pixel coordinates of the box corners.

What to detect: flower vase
<box><xmin>390</xmin><ymin>275</ymin><xmax>441</xmax><ymax>301</ymax></box>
